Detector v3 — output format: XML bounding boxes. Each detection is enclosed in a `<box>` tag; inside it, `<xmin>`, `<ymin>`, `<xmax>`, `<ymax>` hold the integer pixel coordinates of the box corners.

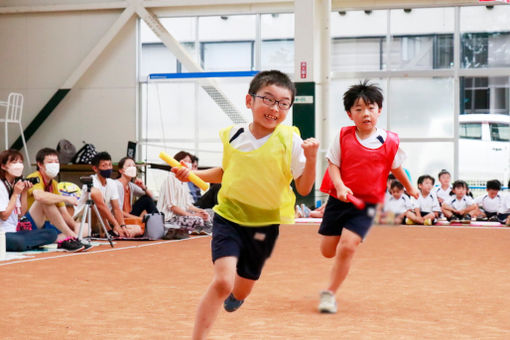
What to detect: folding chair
<box><xmin>0</xmin><ymin>92</ymin><xmax>30</xmax><ymax>165</ymax></box>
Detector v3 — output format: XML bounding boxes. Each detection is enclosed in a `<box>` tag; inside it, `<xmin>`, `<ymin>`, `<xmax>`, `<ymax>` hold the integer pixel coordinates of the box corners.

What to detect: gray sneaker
<box><xmin>318</xmin><ymin>290</ymin><xmax>337</xmax><ymax>314</ymax></box>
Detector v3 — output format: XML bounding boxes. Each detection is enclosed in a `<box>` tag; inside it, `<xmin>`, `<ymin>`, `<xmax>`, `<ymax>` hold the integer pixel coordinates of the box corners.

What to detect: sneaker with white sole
<box><xmin>318</xmin><ymin>290</ymin><xmax>337</xmax><ymax>314</ymax></box>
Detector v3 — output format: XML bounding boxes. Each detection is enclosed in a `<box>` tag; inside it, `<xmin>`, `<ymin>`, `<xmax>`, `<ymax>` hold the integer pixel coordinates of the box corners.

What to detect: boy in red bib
<box><xmin>317</xmin><ymin>81</ymin><xmax>419</xmax><ymax>313</ymax></box>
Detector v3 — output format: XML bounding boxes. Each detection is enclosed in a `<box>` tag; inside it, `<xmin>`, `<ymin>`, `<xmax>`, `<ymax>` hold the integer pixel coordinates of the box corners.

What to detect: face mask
<box><xmin>8</xmin><ymin>163</ymin><xmax>24</xmax><ymax>177</ymax></box>
<box><xmin>99</xmin><ymin>169</ymin><xmax>112</xmax><ymax>179</ymax></box>
<box><xmin>45</xmin><ymin>163</ymin><xmax>60</xmax><ymax>178</ymax></box>
<box><xmin>124</xmin><ymin>166</ymin><xmax>137</xmax><ymax>178</ymax></box>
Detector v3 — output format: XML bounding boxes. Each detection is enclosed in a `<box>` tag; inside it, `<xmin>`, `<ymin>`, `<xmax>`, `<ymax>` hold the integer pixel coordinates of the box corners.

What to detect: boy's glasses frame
<box><xmin>250</xmin><ymin>94</ymin><xmax>292</xmax><ymax>110</ymax></box>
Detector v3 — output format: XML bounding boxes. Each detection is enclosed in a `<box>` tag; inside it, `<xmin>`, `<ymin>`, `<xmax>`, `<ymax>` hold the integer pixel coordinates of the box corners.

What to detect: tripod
<box><xmin>77</xmin><ymin>182</ymin><xmax>114</xmax><ymax>248</ymax></box>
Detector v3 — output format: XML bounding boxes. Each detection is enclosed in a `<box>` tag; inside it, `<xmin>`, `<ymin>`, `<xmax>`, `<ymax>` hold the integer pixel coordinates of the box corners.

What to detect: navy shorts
<box><xmin>211</xmin><ymin>214</ymin><xmax>279</xmax><ymax>281</ymax></box>
<box><xmin>25</xmin><ymin>211</ymin><xmax>61</xmax><ymax>235</ymax></box>
<box><xmin>318</xmin><ymin>196</ymin><xmax>376</xmax><ymax>239</ymax></box>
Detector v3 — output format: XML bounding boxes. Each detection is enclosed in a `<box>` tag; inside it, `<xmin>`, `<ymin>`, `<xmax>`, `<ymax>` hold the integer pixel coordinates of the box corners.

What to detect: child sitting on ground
<box><xmin>441</xmin><ymin>180</ymin><xmax>477</xmax><ymax>223</ymax></box>
<box><xmin>497</xmin><ymin>181</ymin><xmax>510</xmax><ymax>225</ymax></box>
<box><xmin>473</xmin><ymin>179</ymin><xmax>502</xmax><ymax>221</ymax></box>
<box><xmin>434</xmin><ymin>169</ymin><xmax>453</xmax><ymax>206</ymax></box>
<box><xmin>406</xmin><ymin>175</ymin><xmax>441</xmax><ymax>225</ymax></box>
<box><xmin>381</xmin><ymin>180</ymin><xmax>413</xmax><ymax>224</ymax></box>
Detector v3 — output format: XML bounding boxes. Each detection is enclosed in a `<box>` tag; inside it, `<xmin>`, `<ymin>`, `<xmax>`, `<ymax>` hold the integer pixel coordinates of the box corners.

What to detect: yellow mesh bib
<box><xmin>213</xmin><ymin>124</ymin><xmax>297</xmax><ymax>226</ymax></box>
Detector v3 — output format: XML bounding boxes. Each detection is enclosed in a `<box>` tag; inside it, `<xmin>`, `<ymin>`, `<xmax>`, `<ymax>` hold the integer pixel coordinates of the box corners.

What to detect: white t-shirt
<box><xmin>475</xmin><ymin>193</ymin><xmax>502</xmax><ymax>213</ymax></box>
<box><xmin>412</xmin><ymin>192</ymin><xmax>441</xmax><ymax>213</ymax></box>
<box><xmin>0</xmin><ymin>181</ymin><xmax>21</xmax><ymax>233</ymax></box>
<box><xmin>445</xmin><ymin>195</ymin><xmax>475</xmax><ymax>211</ymax></box>
<box><xmin>229</xmin><ymin>124</ymin><xmax>306</xmax><ymax>179</ymax></box>
<box><xmin>383</xmin><ymin>194</ymin><xmax>412</xmax><ymax>215</ymax></box>
<box><xmin>157</xmin><ymin>173</ymin><xmax>194</xmax><ymax>220</ymax></box>
<box><xmin>74</xmin><ymin>174</ymin><xmax>120</xmax><ymax>218</ymax></box>
<box><xmin>498</xmin><ymin>192</ymin><xmax>510</xmax><ymax>214</ymax></box>
<box><xmin>434</xmin><ymin>185</ymin><xmax>453</xmax><ymax>203</ymax></box>
<box><xmin>326</xmin><ymin>127</ymin><xmax>406</xmax><ymax>169</ymax></box>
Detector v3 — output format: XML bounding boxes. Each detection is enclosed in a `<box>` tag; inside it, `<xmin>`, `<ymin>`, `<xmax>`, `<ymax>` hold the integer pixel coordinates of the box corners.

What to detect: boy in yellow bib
<box><xmin>173</xmin><ymin>70</ymin><xmax>319</xmax><ymax>340</ymax></box>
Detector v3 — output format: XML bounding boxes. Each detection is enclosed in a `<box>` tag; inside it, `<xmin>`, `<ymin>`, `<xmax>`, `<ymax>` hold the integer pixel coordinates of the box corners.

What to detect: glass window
<box><xmin>459</xmin><ymin>123</ymin><xmax>482</xmax><ymax>140</ymax></box>
<box><xmin>260</xmin><ymin>13</ymin><xmax>295</xmax><ymax>73</ymax></box>
<box><xmin>388</xmin><ymin>78</ymin><xmax>454</xmax><ymax>139</ymax></box>
<box><xmin>461</xmin><ymin>77</ymin><xmax>510</xmax><ymax>115</ymax></box>
<box><xmin>202</xmin><ymin>42</ymin><xmax>253</xmax><ymax>71</ymax></box>
<box><xmin>461</xmin><ymin>6</ymin><xmax>510</xmax><ymax>69</ymax></box>
<box><xmin>490</xmin><ymin>123</ymin><xmax>510</xmax><ymax>142</ymax></box>
<box><xmin>330</xmin><ymin>10</ymin><xmax>387</xmax><ymax>71</ymax></box>
<box><xmin>399</xmin><ymin>142</ymin><xmax>454</xmax><ymax>183</ymax></box>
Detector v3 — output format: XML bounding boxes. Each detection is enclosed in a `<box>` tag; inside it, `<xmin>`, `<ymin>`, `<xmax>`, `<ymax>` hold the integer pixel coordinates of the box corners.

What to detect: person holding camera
<box><xmin>74</xmin><ymin>152</ymin><xmax>133</xmax><ymax>238</ymax></box>
<box><xmin>0</xmin><ymin>149</ymin><xmax>59</xmax><ymax>252</ymax></box>
<box><xmin>24</xmin><ymin>148</ymin><xmax>89</xmax><ymax>252</ymax></box>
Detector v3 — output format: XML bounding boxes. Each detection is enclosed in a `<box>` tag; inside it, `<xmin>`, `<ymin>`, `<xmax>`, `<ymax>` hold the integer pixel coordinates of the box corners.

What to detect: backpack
<box><xmin>56</xmin><ymin>139</ymin><xmax>77</xmax><ymax>164</ymax></box>
<box><xmin>142</xmin><ymin>212</ymin><xmax>166</xmax><ymax>240</ymax></box>
<box><xmin>72</xmin><ymin>142</ymin><xmax>98</xmax><ymax>164</ymax></box>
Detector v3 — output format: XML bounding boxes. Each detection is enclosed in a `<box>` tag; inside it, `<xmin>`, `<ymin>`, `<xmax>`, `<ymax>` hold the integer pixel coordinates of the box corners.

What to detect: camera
<box><xmin>18</xmin><ymin>177</ymin><xmax>40</xmax><ymax>184</ymax></box>
<box><xmin>79</xmin><ymin>176</ymin><xmax>93</xmax><ymax>185</ymax></box>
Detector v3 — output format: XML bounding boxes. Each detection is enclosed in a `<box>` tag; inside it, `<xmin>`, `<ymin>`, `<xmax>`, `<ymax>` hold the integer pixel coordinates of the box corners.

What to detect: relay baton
<box><xmin>346</xmin><ymin>194</ymin><xmax>365</xmax><ymax>210</ymax></box>
<box><xmin>159</xmin><ymin>152</ymin><xmax>210</xmax><ymax>191</ymax></box>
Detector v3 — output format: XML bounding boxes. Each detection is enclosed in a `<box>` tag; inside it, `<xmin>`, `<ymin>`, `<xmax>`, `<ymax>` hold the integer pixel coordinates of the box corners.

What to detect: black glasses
<box><xmin>251</xmin><ymin>94</ymin><xmax>292</xmax><ymax>110</ymax></box>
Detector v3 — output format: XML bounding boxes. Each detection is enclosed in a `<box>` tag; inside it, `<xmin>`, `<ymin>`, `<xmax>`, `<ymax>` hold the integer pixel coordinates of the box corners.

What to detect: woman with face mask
<box><xmin>115</xmin><ymin>157</ymin><xmax>158</xmax><ymax>236</ymax></box>
<box><xmin>0</xmin><ymin>150</ymin><xmax>58</xmax><ymax>251</ymax></box>
<box><xmin>157</xmin><ymin>151</ymin><xmax>213</xmax><ymax>236</ymax></box>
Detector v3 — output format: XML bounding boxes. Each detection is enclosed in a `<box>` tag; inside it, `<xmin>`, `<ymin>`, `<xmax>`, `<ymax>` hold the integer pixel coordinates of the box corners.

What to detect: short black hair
<box><xmin>0</xmin><ymin>149</ymin><xmax>23</xmax><ymax>181</ymax></box>
<box><xmin>452</xmin><ymin>180</ymin><xmax>468</xmax><ymax>190</ymax></box>
<box><xmin>387</xmin><ymin>173</ymin><xmax>395</xmax><ymax>181</ymax></box>
<box><xmin>486</xmin><ymin>179</ymin><xmax>501</xmax><ymax>191</ymax></box>
<box><xmin>92</xmin><ymin>151</ymin><xmax>111</xmax><ymax>167</ymax></box>
<box><xmin>390</xmin><ymin>180</ymin><xmax>404</xmax><ymax>191</ymax></box>
<box><xmin>248</xmin><ymin>70</ymin><xmax>296</xmax><ymax>104</ymax></box>
<box><xmin>343</xmin><ymin>80</ymin><xmax>383</xmax><ymax>112</ymax></box>
<box><xmin>35</xmin><ymin>148</ymin><xmax>59</xmax><ymax>170</ymax></box>
<box><xmin>438</xmin><ymin>169</ymin><xmax>450</xmax><ymax>179</ymax></box>
<box><xmin>418</xmin><ymin>174</ymin><xmax>435</xmax><ymax>186</ymax></box>
<box><xmin>118</xmin><ymin>156</ymin><xmax>134</xmax><ymax>170</ymax></box>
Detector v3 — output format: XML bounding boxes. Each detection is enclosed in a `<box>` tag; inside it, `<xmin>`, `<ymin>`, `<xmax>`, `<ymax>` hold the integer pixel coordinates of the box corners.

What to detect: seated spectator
<box><xmin>434</xmin><ymin>169</ymin><xmax>453</xmax><ymax>206</ymax></box>
<box><xmin>157</xmin><ymin>151</ymin><xmax>212</xmax><ymax>234</ymax></box>
<box><xmin>407</xmin><ymin>175</ymin><xmax>441</xmax><ymax>225</ymax></box>
<box><xmin>74</xmin><ymin>152</ymin><xmax>135</xmax><ymax>238</ymax></box>
<box><xmin>115</xmin><ymin>156</ymin><xmax>158</xmax><ymax>224</ymax></box>
<box><xmin>381</xmin><ymin>180</ymin><xmax>413</xmax><ymax>224</ymax></box>
<box><xmin>473</xmin><ymin>179</ymin><xmax>502</xmax><ymax>221</ymax></box>
<box><xmin>295</xmin><ymin>202</ymin><xmax>326</xmax><ymax>218</ymax></box>
<box><xmin>0</xmin><ymin>150</ymin><xmax>58</xmax><ymax>252</ymax></box>
<box><xmin>441</xmin><ymin>180</ymin><xmax>477</xmax><ymax>222</ymax></box>
<box><xmin>25</xmin><ymin>148</ymin><xmax>89</xmax><ymax>251</ymax></box>
<box><xmin>187</xmin><ymin>154</ymin><xmax>202</xmax><ymax>204</ymax></box>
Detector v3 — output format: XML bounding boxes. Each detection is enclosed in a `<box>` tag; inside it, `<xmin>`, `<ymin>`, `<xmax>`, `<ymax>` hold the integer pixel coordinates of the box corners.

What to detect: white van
<box><xmin>459</xmin><ymin>114</ymin><xmax>510</xmax><ymax>184</ymax></box>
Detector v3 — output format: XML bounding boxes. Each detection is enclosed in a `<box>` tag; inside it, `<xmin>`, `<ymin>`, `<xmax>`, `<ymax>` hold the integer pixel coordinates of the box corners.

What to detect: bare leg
<box><xmin>192</xmin><ymin>256</ymin><xmax>237</xmax><ymax>340</ymax></box>
<box><xmin>29</xmin><ymin>202</ymin><xmax>77</xmax><ymax>241</ymax></box>
<box><xmin>325</xmin><ymin>229</ymin><xmax>362</xmax><ymax>294</ymax></box>
<box><xmin>231</xmin><ymin>275</ymin><xmax>256</xmax><ymax>301</ymax></box>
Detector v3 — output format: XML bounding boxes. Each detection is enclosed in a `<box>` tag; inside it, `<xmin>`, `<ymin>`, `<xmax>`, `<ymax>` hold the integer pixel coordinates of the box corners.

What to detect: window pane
<box><xmin>261</xmin><ymin>13</ymin><xmax>294</xmax><ymax>73</ymax></box>
<box><xmin>330</xmin><ymin>10</ymin><xmax>387</xmax><ymax>71</ymax></box>
<box><xmin>461</xmin><ymin>76</ymin><xmax>510</xmax><ymax>115</ymax></box>
<box><xmin>400</xmin><ymin>142</ymin><xmax>454</xmax><ymax>183</ymax></box>
<box><xmin>461</xmin><ymin>6</ymin><xmax>510</xmax><ymax>68</ymax></box>
<box><xmin>490</xmin><ymin>123</ymin><xmax>510</xmax><ymax>142</ymax></box>
<box><xmin>459</xmin><ymin>123</ymin><xmax>482</xmax><ymax>140</ymax></box>
<box><xmin>389</xmin><ymin>78</ymin><xmax>454</xmax><ymax>138</ymax></box>
<box><xmin>202</xmin><ymin>42</ymin><xmax>253</xmax><ymax>71</ymax></box>
<box><xmin>389</xmin><ymin>8</ymin><xmax>454</xmax><ymax>70</ymax></box>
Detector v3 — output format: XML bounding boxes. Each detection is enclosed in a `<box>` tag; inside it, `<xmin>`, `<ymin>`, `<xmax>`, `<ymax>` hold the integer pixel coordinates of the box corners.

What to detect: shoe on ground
<box><xmin>318</xmin><ymin>290</ymin><xmax>337</xmax><ymax>314</ymax></box>
<box><xmin>488</xmin><ymin>215</ymin><xmax>498</xmax><ymax>222</ymax></box>
<box><xmin>405</xmin><ymin>218</ymin><xmax>414</xmax><ymax>225</ymax></box>
<box><xmin>461</xmin><ymin>214</ymin><xmax>471</xmax><ymax>224</ymax></box>
<box><xmin>57</xmin><ymin>237</ymin><xmax>85</xmax><ymax>252</ymax></box>
<box><xmin>424</xmin><ymin>218</ymin><xmax>432</xmax><ymax>226</ymax></box>
<box><xmin>78</xmin><ymin>239</ymin><xmax>94</xmax><ymax>252</ymax></box>
<box><xmin>224</xmin><ymin>293</ymin><xmax>244</xmax><ymax>312</ymax></box>
<box><xmin>301</xmin><ymin>204</ymin><xmax>311</xmax><ymax>218</ymax></box>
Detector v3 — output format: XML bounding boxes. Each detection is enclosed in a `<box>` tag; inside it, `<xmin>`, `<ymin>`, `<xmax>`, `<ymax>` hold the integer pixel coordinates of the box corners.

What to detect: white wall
<box><xmin>0</xmin><ymin>9</ymin><xmax>137</xmax><ymax>165</ymax></box>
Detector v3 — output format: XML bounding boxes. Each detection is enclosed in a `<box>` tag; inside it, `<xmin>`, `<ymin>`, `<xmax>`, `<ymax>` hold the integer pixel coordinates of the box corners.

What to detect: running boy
<box><xmin>406</xmin><ymin>174</ymin><xmax>441</xmax><ymax>225</ymax></box>
<box><xmin>173</xmin><ymin>70</ymin><xmax>319</xmax><ymax>340</ymax></box>
<box><xmin>441</xmin><ymin>180</ymin><xmax>477</xmax><ymax>222</ymax></box>
<box><xmin>318</xmin><ymin>80</ymin><xmax>418</xmax><ymax>313</ymax></box>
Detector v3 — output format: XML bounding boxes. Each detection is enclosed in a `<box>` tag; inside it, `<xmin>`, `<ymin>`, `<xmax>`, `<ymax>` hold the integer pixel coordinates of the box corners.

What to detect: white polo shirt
<box><xmin>412</xmin><ymin>192</ymin><xmax>441</xmax><ymax>213</ymax></box>
<box><xmin>446</xmin><ymin>195</ymin><xmax>475</xmax><ymax>211</ymax></box>
<box><xmin>384</xmin><ymin>194</ymin><xmax>412</xmax><ymax>215</ymax></box>
<box><xmin>475</xmin><ymin>193</ymin><xmax>502</xmax><ymax>213</ymax></box>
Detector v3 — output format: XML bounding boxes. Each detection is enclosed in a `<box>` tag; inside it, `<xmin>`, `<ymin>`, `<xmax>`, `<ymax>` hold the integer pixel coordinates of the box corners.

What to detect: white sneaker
<box><xmin>318</xmin><ymin>290</ymin><xmax>337</xmax><ymax>313</ymax></box>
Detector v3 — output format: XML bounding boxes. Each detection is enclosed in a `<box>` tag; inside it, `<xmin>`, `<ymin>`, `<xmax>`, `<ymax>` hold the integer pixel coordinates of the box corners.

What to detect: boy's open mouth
<box><xmin>265</xmin><ymin>114</ymin><xmax>278</xmax><ymax>121</ymax></box>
